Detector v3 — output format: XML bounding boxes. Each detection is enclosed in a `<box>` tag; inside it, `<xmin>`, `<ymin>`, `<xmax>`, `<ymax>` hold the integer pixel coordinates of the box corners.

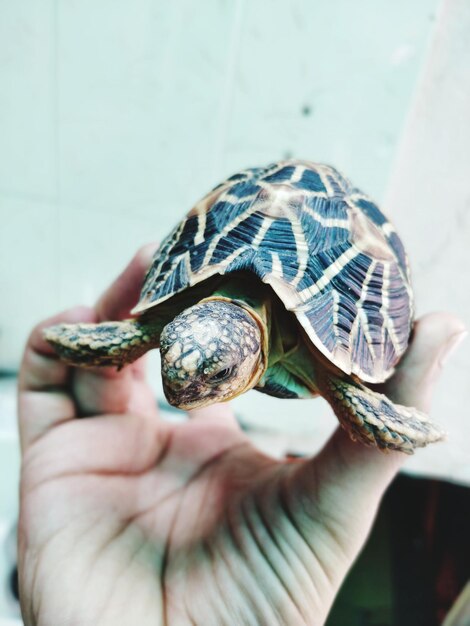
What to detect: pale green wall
<box><xmin>0</xmin><ymin>0</ymin><xmax>439</xmax><ymax>370</ymax></box>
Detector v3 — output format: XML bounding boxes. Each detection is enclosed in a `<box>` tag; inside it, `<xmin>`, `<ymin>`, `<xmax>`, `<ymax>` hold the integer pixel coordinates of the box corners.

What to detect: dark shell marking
<box><xmin>133</xmin><ymin>160</ymin><xmax>413</xmax><ymax>383</ymax></box>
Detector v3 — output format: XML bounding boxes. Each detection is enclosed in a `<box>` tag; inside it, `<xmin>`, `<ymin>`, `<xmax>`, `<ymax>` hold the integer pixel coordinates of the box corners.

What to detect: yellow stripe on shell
<box><xmin>296</xmin><ymin>246</ymin><xmax>360</xmax><ymax>301</ymax></box>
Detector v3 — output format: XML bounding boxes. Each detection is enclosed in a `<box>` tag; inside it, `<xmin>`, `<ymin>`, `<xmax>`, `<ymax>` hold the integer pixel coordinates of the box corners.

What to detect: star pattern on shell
<box><xmin>132</xmin><ymin>160</ymin><xmax>413</xmax><ymax>383</ymax></box>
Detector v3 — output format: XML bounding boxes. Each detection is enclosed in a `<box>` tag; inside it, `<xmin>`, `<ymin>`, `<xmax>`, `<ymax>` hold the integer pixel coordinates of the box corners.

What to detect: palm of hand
<box><xmin>21</xmin><ymin>389</ymin><xmax>354</xmax><ymax>626</ymax></box>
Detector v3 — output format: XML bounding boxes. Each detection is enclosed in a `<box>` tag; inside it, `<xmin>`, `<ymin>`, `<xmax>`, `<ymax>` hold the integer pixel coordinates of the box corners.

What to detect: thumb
<box><xmin>286</xmin><ymin>312</ymin><xmax>466</xmax><ymax>568</ymax></box>
<box><xmin>382</xmin><ymin>312</ymin><xmax>467</xmax><ymax>412</ymax></box>
<box><xmin>318</xmin><ymin>312</ymin><xmax>467</xmax><ymax>499</ymax></box>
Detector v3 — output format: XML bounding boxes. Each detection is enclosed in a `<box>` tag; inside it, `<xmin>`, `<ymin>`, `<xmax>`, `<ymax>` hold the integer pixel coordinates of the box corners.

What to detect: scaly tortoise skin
<box><xmin>45</xmin><ymin>160</ymin><xmax>444</xmax><ymax>453</ymax></box>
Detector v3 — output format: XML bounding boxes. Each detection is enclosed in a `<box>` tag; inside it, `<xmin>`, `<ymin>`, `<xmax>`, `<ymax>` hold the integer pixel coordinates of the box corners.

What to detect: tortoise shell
<box><xmin>132</xmin><ymin>160</ymin><xmax>413</xmax><ymax>383</ymax></box>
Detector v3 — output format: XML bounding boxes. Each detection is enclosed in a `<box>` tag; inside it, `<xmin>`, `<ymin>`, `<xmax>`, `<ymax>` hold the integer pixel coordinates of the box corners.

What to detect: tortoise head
<box><xmin>160</xmin><ymin>300</ymin><xmax>265</xmax><ymax>409</ymax></box>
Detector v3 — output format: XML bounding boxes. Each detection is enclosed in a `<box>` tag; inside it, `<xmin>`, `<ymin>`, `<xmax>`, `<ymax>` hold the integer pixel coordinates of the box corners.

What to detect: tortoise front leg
<box><xmin>44</xmin><ymin>319</ymin><xmax>160</xmax><ymax>369</ymax></box>
<box><xmin>319</xmin><ymin>374</ymin><xmax>445</xmax><ymax>454</ymax></box>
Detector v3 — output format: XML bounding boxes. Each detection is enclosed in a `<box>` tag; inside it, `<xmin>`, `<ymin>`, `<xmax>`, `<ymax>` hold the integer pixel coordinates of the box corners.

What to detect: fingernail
<box><xmin>439</xmin><ymin>330</ymin><xmax>468</xmax><ymax>367</ymax></box>
<box><xmin>141</xmin><ymin>241</ymin><xmax>159</xmax><ymax>257</ymax></box>
<box><xmin>134</xmin><ymin>242</ymin><xmax>159</xmax><ymax>267</ymax></box>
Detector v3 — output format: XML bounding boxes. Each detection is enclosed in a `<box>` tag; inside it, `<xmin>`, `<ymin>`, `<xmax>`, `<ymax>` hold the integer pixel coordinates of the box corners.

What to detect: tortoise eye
<box><xmin>208</xmin><ymin>366</ymin><xmax>234</xmax><ymax>384</ymax></box>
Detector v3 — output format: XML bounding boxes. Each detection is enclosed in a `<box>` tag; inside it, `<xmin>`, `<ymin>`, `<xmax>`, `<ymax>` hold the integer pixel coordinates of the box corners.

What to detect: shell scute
<box><xmin>292</xmin><ymin>168</ymin><xmax>326</xmax><ymax>193</ymax></box>
<box><xmin>224</xmin><ymin>180</ymin><xmax>261</xmax><ymax>199</ymax></box>
<box><xmin>386</xmin><ymin>231</ymin><xmax>409</xmax><ymax>279</ymax></box>
<box><xmin>263</xmin><ymin>165</ymin><xmax>297</xmax><ymax>184</ymax></box>
<box><xmin>301</xmin><ymin>195</ymin><xmax>350</xmax><ymax>253</ymax></box>
<box><xmin>353</xmin><ymin>196</ymin><xmax>388</xmax><ymax>227</ymax></box>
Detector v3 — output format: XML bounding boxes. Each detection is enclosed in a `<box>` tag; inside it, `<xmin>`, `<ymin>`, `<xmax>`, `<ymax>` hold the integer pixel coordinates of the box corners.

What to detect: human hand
<box><xmin>17</xmin><ymin>246</ymin><xmax>466</xmax><ymax>626</ymax></box>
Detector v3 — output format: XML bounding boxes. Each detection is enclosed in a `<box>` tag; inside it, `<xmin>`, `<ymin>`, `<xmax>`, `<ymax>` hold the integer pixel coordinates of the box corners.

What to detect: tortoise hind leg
<box><xmin>319</xmin><ymin>375</ymin><xmax>445</xmax><ymax>454</ymax></box>
<box><xmin>43</xmin><ymin>319</ymin><xmax>158</xmax><ymax>368</ymax></box>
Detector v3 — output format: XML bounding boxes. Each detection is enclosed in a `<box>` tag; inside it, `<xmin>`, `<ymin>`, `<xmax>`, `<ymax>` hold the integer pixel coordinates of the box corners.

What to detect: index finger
<box><xmin>19</xmin><ymin>306</ymin><xmax>97</xmax><ymax>392</ymax></box>
<box><xmin>19</xmin><ymin>243</ymin><xmax>159</xmax><ymax>450</ymax></box>
<box><xmin>95</xmin><ymin>242</ymin><xmax>158</xmax><ymax>322</ymax></box>
<box><xmin>70</xmin><ymin>241</ymin><xmax>160</xmax><ymax>399</ymax></box>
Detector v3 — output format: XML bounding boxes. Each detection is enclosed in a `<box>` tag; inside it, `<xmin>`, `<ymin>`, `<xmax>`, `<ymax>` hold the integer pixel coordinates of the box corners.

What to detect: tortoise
<box><xmin>44</xmin><ymin>160</ymin><xmax>444</xmax><ymax>453</ymax></box>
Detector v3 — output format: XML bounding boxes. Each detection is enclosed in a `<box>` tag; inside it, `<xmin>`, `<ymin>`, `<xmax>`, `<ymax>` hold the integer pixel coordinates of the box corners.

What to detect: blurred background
<box><xmin>0</xmin><ymin>0</ymin><xmax>469</xmax><ymax>624</ymax></box>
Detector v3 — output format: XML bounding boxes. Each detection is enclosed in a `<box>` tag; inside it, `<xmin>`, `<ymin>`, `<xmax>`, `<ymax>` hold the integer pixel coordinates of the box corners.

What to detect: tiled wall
<box><xmin>5</xmin><ymin>0</ymin><xmax>468</xmax><ymax>484</ymax></box>
<box><xmin>0</xmin><ymin>0</ymin><xmax>439</xmax><ymax>368</ymax></box>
